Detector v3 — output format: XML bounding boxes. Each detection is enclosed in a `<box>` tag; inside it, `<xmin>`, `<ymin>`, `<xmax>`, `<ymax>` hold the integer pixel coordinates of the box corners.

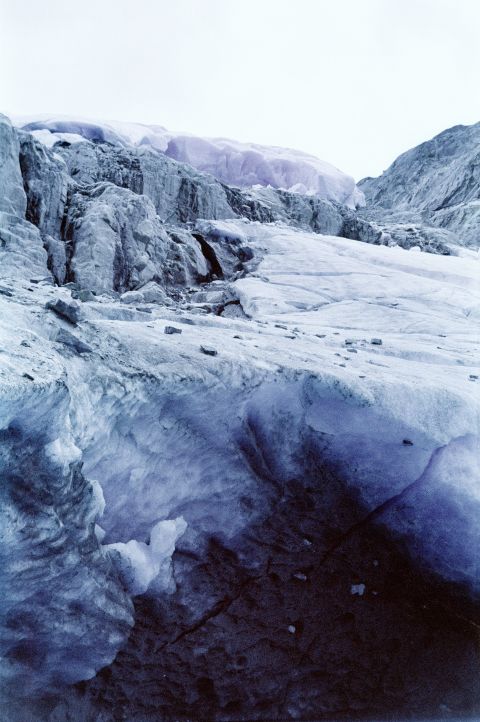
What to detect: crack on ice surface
<box><xmin>155</xmin><ymin>439</ymin><xmax>465</xmax><ymax>652</ymax></box>
<box><xmin>160</xmin><ymin>574</ymin><xmax>261</xmax><ymax>649</ymax></box>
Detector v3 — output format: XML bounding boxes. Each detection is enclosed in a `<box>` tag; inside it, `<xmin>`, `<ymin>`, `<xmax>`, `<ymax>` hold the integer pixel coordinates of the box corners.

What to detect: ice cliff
<box><xmin>15</xmin><ymin>115</ymin><xmax>364</xmax><ymax>208</ymax></box>
<box><xmin>0</xmin><ymin>113</ymin><xmax>479</xmax><ymax>721</ymax></box>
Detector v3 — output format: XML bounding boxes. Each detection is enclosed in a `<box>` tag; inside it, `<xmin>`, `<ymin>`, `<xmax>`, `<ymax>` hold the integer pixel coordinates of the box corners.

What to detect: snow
<box><xmin>29</xmin><ymin>128</ymin><xmax>87</xmax><ymax>148</ymax></box>
<box><xmin>13</xmin><ymin>114</ymin><xmax>364</xmax><ymax>208</ymax></box>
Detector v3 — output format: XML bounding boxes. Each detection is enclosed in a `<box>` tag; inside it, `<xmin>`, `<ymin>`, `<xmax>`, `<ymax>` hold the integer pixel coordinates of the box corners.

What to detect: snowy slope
<box><xmin>14</xmin><ymin>115</ymin><xmax>364</xmax><ymax>208</ymax></box>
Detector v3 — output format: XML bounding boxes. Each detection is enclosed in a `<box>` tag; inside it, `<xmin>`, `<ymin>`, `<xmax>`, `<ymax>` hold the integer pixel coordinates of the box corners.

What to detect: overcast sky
<box><xmin>1</xmin><ymin>0</ymin><xmax>479</xmax><ymax>180</ymax></box>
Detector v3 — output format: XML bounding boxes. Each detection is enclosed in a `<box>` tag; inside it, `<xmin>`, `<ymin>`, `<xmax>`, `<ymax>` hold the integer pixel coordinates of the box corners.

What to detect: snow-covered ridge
<box><xmin>13</xmin><ymin>114</ymin><xmax>364</xmax><ymax>208</ymax></box>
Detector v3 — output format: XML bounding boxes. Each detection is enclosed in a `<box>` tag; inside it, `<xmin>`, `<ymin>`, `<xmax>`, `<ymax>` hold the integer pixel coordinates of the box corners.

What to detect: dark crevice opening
<box><xmin>192</xmin><ymin>233</ymin><xmax>223</xmax><ymax>279</ymax></box>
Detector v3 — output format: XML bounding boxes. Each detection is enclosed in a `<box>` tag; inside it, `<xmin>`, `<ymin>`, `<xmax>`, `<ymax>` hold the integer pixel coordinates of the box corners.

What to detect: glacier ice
<box><xmin>105</xmin><ymin>517</ymin><xmax>187</xmax><ymax>596</ymax></box>
<box><xmin>15</xmin><ymin>115</ymin><xmax>364</xmax><ymax>208</ymax></box>
<box><xmin>0</xmin><ymin>112</ymin><xmax>479</xmax><ymax>719</ymax></box>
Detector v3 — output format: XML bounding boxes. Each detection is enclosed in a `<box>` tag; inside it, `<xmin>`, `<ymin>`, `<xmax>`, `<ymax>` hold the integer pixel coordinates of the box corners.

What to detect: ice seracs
<box><xmin>15</xmin><ymin>114</ymin><xmax>364</xmax><ymax>208</ymax></box>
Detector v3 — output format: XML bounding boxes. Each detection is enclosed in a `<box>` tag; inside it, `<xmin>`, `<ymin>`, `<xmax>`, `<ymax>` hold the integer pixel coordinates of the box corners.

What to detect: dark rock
<box><xmin>72</xmin><ymin>288</ymin><xmax>96</xmax><ymax>302</ymax></box>
<box><xmin>200</xmin><ymin>345</ymin><xmax>217</xmax><ymax>356</ymax></box>
<box><xmin>164</xmin><ymin>326</ymin><xmax>182</xmax><ymax>335</ymax></box>
<box><xmin>55</xmin><ymin>328</ymin><xmax>93</xmax><ymax>354</ymax></box>
<box><xmin>46</xmin><ymin>298</ymin><xmax>82</xmax><ymax>325</ymax></box>
<box><xmin>371</xmin><ymin>338</ymin><xmax>383</xmax><ymax>345</ymax></box>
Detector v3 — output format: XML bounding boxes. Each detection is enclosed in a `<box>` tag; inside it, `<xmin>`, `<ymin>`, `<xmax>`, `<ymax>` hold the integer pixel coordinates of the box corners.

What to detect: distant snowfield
<box><xmin>13</xmin><ymin>114</ymin><xmax>364</xmax><ymax>208</ymax></box>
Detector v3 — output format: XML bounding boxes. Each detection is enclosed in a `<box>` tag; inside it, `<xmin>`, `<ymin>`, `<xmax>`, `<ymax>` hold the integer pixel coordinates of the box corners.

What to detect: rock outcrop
<box><xmin>359</xmin><ymin>121</ymin><xmax>480</xmax><ymax>247</ymax></box>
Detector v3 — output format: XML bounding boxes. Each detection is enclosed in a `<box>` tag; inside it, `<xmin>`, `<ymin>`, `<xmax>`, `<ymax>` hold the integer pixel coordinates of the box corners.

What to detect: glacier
<box><xmin>14</xmin><ymin>115</ymin><xmax>365</xmax><ymax>208</ymax></box>
<box><xmin>0</xmin><ymin>112</ymin><xmax>479</xmax><ymax>721</ymax></box>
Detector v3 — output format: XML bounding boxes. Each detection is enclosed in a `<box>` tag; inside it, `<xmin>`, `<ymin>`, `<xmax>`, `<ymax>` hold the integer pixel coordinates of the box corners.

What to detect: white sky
<box><xmin>1</xmin><ymin>0</ymin><xmax>479</xmax><ymax>180</ymax></box>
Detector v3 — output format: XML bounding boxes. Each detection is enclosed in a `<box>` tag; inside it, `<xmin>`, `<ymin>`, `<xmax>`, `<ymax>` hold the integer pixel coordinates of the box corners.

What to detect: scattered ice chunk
<box><xmin>293</xmin><ymin>572</ymin><xmax>307</xmax><ymax>582</ymax></box>
<box><xmin>95</xmin><ymin>525</ymin><xmax>106</xmax><ymax>543</ymax></box>
<box><xmin>45</xmin><ymin>437</ymin><xmax>82</xmax><ymax>469</ymax></box>
<box><xmin>105</xmin><ymin>517</ymin><xmax>187</xmax><ymax>596</ymax></box>
<box><xmin>46</xmin><ymin>297</ymin><xmax>82</xmax><ymax>324</ymax></box>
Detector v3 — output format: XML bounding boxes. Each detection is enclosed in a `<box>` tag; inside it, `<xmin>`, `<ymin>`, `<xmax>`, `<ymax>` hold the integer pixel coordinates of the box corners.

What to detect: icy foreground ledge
<box><xmin>14</xmin><ymin>115</ymin><xmax>364</xmax><ymax>208</ymax></box>
<box><xmin>0</xmin><ymin>217</ymin><xmax>479</xmax><ymax>711</ymax></box>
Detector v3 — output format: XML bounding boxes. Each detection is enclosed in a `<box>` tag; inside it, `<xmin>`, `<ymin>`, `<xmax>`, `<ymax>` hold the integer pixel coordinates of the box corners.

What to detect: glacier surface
<box><xmin>0</xmin><ymin>112</ymin><xmax>479</xmax><ymax>720</ymax></box>
<box><xmin>14</xmin><ymin>115</ymin><xmax>364</xmax><ymax>208</ymax></box>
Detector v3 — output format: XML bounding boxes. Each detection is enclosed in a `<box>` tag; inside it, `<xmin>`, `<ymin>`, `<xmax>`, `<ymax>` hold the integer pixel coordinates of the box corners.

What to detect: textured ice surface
<box><xmin>14</xmin><ymin>115</ymin><xmax>364</xmax><ymax>208</ymax></box>
<box><xmin>0</xmin><ymin>219</ymin><xmax>478</xmax><ymax>704</ymax></box>
<box><xmin>1</xmin><ymin>112</ymin><xmax>479</xmax><ymax>718</ymax></box>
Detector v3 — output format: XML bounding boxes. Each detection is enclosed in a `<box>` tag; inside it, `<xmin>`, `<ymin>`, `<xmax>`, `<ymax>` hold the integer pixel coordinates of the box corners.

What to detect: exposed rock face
<box><xmin>359</xmin><ymin>121</ymin><xmax>480</xmax><ymax>246</ymax></box>
<box><xmin>63</xmin><ymin>184</ymin><xmax>207</xmax><ymax>294</ymax></box>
